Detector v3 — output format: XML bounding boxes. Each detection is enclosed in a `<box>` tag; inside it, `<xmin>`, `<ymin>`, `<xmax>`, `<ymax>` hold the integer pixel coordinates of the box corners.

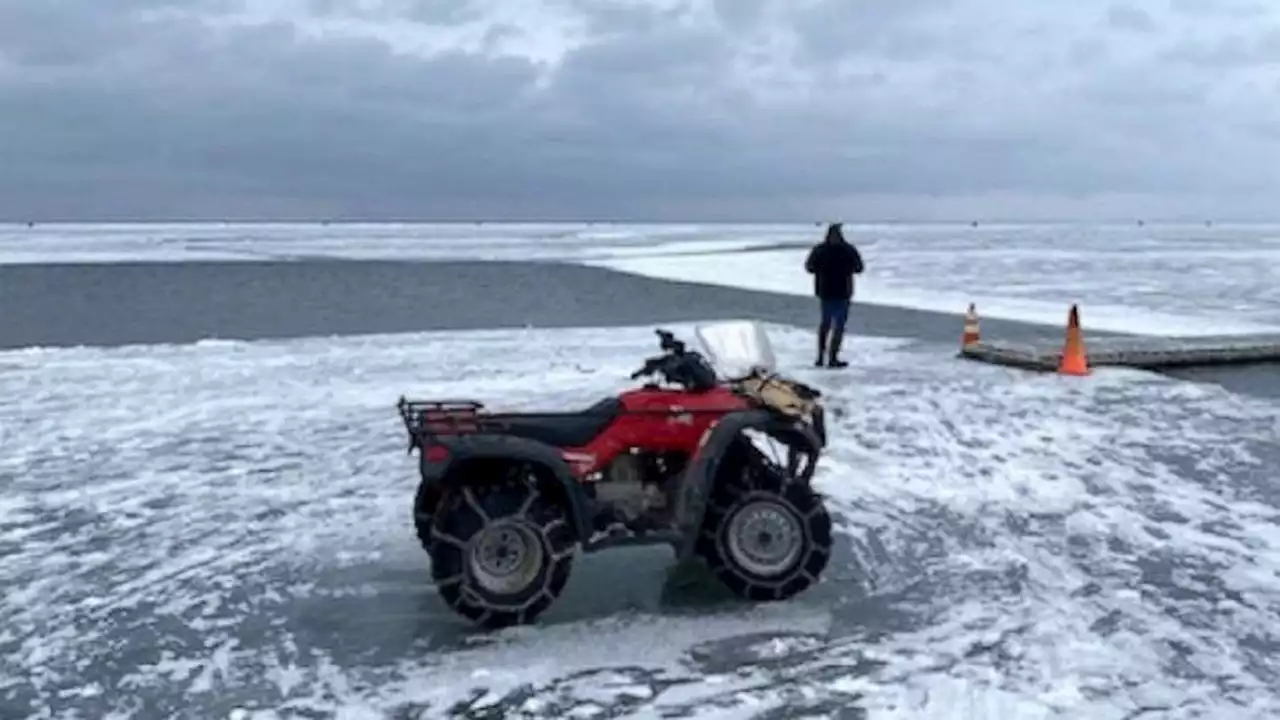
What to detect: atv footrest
<box><xmin>584</xmin><ymin>529</ymin><xmax>684</xmax><ymax>553</ymax></box>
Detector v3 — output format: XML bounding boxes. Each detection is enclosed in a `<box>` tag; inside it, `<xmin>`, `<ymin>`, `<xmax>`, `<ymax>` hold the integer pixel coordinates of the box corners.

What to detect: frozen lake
<box><xmin>3</xmin><ymin>221</ymin><xmax>1279</xmax><ymax>336</ymax></box>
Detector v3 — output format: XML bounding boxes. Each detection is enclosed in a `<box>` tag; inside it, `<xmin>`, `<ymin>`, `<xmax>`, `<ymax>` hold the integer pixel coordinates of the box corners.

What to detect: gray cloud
<box><xmin>1</xmin><ymin>0</ymin><xmax>1278</xmax><ymax>221</ymax></box>
<box><xmin>1106</xmin><ymin>4</ymin><xmax>1157</xmax><ymax>33</ymax></box>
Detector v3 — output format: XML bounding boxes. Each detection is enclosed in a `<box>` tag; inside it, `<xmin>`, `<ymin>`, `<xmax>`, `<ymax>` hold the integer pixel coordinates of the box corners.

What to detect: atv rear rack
<box><xmin>397</xmin><ymin>397</ymin><xmax>492</xmax><ymax>450</ymax></box>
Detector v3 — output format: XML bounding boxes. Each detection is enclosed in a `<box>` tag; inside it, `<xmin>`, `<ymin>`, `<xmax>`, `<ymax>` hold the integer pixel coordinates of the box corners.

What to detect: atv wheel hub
<box><xmin>469</xmin><ymin>521</ymin><xmax>543</xmax><ymax>595</ymax></box>
<box><xmin>725</xmin><ymin>500</ymin><xmax>803</xmax><ymax>576</ymax></box>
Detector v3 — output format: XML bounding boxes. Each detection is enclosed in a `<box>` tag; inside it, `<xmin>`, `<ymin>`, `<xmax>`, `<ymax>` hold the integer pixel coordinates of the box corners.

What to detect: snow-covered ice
<box><xmin>0</xmin><ymin>222</ymin><xmax>799</xmax><ymax>265</ymax></box>
<box><xmin>3</xmin><ymin>222</ymin><xmax>1280</xmax><ymax>336</ymax></box>
<box><xmin>3</xmin><ymin>323</ymin><xmax>1279</xmax><ymax>719</ymax></box>
<box><xmin>585</xmin><ymin>224</ymin><xmax>1280</xmax><ymax>337</ymax></box>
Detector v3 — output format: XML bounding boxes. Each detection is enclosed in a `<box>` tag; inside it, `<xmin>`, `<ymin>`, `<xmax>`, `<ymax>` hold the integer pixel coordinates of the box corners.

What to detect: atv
<box><xmin>396</xmin><ymin>321</ymin><xmax>835</xmax><ymax>628</ymax></box>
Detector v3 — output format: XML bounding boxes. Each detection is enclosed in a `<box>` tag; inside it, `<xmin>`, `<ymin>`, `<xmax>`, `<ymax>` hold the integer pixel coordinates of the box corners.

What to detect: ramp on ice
<box><xmin>957</xmin><ymin>302</ymin><xmax>1280</xmax><ymax>373</ymax></box>
<box><xmin>962</xmin><ymin>332</ymin><xmax>1280</xmax><ymax>372</ymax></box>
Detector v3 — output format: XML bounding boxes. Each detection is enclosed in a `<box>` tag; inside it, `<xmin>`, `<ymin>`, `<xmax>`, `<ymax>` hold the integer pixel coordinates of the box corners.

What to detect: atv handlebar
<box><xmin>631</xmin><ymin>328</ymin><xmax>686</xmax><ymax>379</ymax></box>
<box><xmin>629</xmin><ymin>329</ymin><xmax>718</xmax><ymax>391</ymax></box>
<box><xmin>629</xmin><ymin>353</ymin><xmax>674</xmax><ymax>380</ymax></box>
<box><xmin>629</xmin><ymin>359</ymin><xmax>656</xmax><ymax>380</ymax></box>
<box><xmin>655</xmin><ymin>328</ymin><xmax>685</xmax><ymax>355</ymax></box>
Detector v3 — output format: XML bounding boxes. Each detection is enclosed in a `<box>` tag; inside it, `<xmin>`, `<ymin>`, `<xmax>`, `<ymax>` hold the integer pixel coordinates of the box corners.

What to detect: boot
<box><xmin>815</xmin><ymin>324</ymin><xmax>829</xmax><ymax>367</ymax></box>
<box><xmin>827</xmin><ymin>328</ymin><xmax>848</xmax><ymax>368</ymax></box>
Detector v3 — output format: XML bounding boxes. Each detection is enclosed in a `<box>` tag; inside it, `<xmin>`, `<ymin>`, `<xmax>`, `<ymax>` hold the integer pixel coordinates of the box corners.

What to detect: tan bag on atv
<box><xmin>735</xmin><ymin>374</ymin><xmax>819</xmax><ymax>418</ymax></box>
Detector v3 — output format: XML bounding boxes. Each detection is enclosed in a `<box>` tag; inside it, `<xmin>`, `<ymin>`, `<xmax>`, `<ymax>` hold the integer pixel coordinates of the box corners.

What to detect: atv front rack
<box><xmin>397</xmin><ymin>397</ymin><xmax>490</xmax><ymax>450</ymax></box>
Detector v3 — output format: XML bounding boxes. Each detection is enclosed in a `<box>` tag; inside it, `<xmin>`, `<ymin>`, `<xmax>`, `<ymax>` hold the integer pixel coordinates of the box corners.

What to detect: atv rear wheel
<box><xmin>428</xmin><ymin>482</ymin><xmax>576</xmax><ymax>628</ymax></box>
<box><xmin>696</xmin><ymin>442</ymin><xmax>832</xmax><ymax>601</ymax></box>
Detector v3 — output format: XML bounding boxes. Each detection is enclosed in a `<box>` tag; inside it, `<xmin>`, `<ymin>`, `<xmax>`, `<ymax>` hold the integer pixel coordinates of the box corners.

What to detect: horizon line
<box><xmin>4</xmin><ymin>218</ymin><xmax>1277</xmax><ymax>226</ymax></box>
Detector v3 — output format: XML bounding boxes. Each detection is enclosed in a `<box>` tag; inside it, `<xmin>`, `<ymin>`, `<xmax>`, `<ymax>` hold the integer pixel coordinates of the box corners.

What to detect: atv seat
<box><xmin>492</xmin><ymin>397</ymin><xmax>622</xmax><ymax>447</ymax></box>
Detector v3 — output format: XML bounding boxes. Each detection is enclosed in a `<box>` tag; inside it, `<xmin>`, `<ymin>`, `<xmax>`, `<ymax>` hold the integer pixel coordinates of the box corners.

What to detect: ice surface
<box><xmin>586</xmin><ymin>227</ymin><xmax>1280</xmax><ymax>337</ymax></box>
<box><xmin>4</xmin><ymin>222</ymin><xmax>1280</xmax><ymax>337</ymax></box>
<box><xmin>4</xmin><ymin>322</ymin><xmax>1280</xmax><ymax>719</ymax></box>
<box><xmin>0</xmin><ymin>222</ymin><xmax>804</xmax><ymax>265</ymax></box>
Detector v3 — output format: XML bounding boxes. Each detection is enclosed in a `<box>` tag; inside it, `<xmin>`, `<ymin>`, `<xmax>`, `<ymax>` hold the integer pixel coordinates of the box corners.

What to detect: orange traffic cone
<box><xmin>1058</xmin><ymin>304</ymin><xmax>1090</xmax><ymax>376</ymax></box>
<box><xmin>961</xmin><ymin>303</ymin><xmax>981</xmax><ymax>347</ymax></box>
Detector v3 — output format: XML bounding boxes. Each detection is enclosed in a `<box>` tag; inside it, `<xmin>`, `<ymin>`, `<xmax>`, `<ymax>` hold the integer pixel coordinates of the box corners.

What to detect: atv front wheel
<box><xmin>428</xmin><ymin>482</ymin><xmax>576</xmax><ymax>628</ymax></box>
<box><xmin>697</xmin><ymin>446</ymin><xmax>832</xmax><ymax>601</ymax></box>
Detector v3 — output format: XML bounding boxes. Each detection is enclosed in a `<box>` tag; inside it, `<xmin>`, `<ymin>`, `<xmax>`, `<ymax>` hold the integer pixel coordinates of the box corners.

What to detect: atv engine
<box><xmin>591</xmin><ymin>450</ymin><xmax>685</xmax><ymax>525</ymax></box>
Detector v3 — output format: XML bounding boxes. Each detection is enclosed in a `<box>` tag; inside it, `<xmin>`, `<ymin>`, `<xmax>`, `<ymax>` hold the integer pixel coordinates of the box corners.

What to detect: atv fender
<box><xmin>421</xmin><ymin>434</ymin><xmax>593</xmax><ymax>545</ymax></box>
<box><xmin>673</xmin><ymin>410</ymin><xmax>825</xmax><ymax>561</ymax></box>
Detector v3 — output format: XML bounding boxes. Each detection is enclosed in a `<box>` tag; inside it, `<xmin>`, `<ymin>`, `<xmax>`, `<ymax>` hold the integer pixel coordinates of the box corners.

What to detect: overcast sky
<box><xmin>1</xmin><ymin>0</ymin><xmax>1277</xmax><ymax>221</ymax></box>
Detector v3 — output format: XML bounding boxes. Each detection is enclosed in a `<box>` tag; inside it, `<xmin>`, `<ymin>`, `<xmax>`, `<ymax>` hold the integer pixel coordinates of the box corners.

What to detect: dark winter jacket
<box><xmin>804</xmin><ymin>224</ymin><xmax>864</xmax><ymax>300</ymax></box>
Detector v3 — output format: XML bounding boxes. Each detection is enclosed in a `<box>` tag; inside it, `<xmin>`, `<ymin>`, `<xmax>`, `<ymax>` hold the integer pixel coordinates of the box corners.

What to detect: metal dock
<box><xmin>961</xmin><ymin>334</ymin><xmax>1280</xmax><ymax>372</ymax></box>
<box><xmin>957</xmin><ymin>303</ymin><xmax>1280</xmax><ymax>373</ymax></box>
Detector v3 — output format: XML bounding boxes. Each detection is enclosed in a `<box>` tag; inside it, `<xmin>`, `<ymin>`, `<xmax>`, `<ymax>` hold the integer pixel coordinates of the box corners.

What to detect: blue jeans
<box><xmin>819</xmin><ymin>298</ymin><xmax>850</xmax><ymax>334</ymax></box>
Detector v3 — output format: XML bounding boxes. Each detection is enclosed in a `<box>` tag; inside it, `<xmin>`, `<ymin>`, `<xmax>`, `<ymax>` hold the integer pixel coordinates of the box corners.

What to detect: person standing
<box><xmin>804</xmin><ymin>222</ymin><xmax>864</xmax><ymax>368</ymax></box>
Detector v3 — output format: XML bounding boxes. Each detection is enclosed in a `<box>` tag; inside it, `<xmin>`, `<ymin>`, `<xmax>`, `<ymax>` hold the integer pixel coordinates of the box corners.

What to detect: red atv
<box><xmin>396</xmin><ymin>323</ymin><xmax>834</xmax><ymax>628</ymax></box>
